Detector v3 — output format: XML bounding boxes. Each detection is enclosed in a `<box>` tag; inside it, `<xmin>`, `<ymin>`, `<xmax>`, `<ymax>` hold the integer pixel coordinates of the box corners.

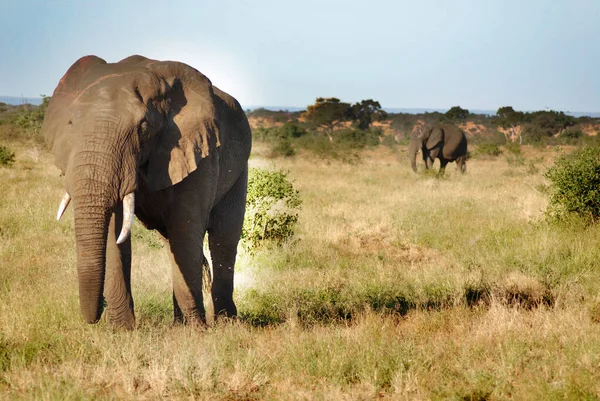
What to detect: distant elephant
<box><xmin>408</xmin><ymin>123</ymin><xmax>468</xmax><ymax>173</ymax></box>
<box><xmin>41</xmin><ymin>55</ymin><xmax>252</xmax><ymax>329</ymax></box>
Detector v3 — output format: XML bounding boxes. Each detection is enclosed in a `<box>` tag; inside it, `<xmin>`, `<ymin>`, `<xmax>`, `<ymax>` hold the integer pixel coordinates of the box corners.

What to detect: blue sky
<box><xmin>1</xmin><ymin>0</ymin><xmax>599</xmax><ymax>112</ymax></box>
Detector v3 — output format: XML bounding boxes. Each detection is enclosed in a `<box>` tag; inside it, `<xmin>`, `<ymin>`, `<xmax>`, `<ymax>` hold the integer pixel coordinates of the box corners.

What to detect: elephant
<box><xmin>408</xmin><ymin>123</ymin><xmax>468</xmax><ymax>174</ymax></box>
<box><xmin>41</xmin><ymin>55</ymin><xmax>252</xmax><ymax>329</ymax></box>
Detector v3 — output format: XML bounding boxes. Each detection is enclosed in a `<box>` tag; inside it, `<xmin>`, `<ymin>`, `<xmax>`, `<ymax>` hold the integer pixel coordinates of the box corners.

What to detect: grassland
<box><xmin>2</xmin><ymin>136</ymin><xmax>600</xmax><ymax>400</ymax></box>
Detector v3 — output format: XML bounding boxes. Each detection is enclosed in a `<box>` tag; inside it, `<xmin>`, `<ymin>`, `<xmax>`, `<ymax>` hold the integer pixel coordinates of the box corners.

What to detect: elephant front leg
<box><xmin>104</xmin><ymin>206</ymin><xmax>135</xmax><ymax>330</ymax></box>
<box><xmin>425</xmin><ymin>156</ymin><xmax>435</xmax><ymax>169</ymax></box>
<box><xmin>166</xmin><ymin>224</ymin><xmax>207</xmax><ymax>326</ymax></box>
<box><xmin>438</xmin><ymin>160</ymin><xmax>448</xmax><ymax>175</ymax></box>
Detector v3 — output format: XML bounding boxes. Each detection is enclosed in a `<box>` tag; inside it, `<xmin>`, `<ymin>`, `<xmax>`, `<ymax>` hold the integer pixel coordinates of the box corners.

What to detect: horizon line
<box><xmin>1</xmin><ymin>96</ymin><xmax>599</xmax><ymax>117</ymax></box>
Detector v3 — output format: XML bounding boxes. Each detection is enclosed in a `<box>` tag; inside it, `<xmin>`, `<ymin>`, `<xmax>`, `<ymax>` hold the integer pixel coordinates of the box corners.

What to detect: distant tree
<box><xmin>523</xmin><ymin>110</ymin><xmax>576</xmax><ymax>142</ymax></box>
<box><xmin>349</xmin><ymin>99</ymin><xmax>388</xmax><ymax>130</ymax></box>
<box><xmin>305</xmin><ymin>97</ymin><xmax>351</xmax><ymax>141</ymax></box>
<box><xmin>444</xmin><ymin>106</ymin><xmax>469</xmax><ymax>122</ymax></box>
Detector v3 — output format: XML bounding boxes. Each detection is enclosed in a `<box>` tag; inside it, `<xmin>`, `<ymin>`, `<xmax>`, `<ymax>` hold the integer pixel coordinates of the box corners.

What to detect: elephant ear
<box><xmin>143</xmin><ymin>61</ymin><xmax>221</xmax><ymax>191</ymax></box>
<box><xmin>425</xmin><ymin>127</ymin><xmax>443</xmax><ymax>150</ymax></box>
<box><xmin>42</xmin><ymin>56</ymin><xmax>108</xmax><ymax>174</ymax></box>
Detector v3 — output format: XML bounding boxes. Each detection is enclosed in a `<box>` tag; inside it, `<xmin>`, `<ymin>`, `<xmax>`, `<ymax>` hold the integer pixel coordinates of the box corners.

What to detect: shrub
<box><xmin>242</xmin><ymin>168</ymin><xmax>302</xmax><ymax>251</ymax></box>
<box><xmin>545</xmin><ymin>146</ymin><xmax>600</xmax><ymax>223</ymax></box>
<box><xmin>253</xmin><ymin>126</ymin><xmax>280</xmax><ymax>141</ymax></box>
<box><xmin>254</xmin><ymin>122</ymin><xmax>308</xmax><ymax>143</ymax></box>
<box><xmin>0</xmin><ymin>145</ymin><xmax>16</xmax><ymax>167</ymax></box>
<box><xmin>472</xmin><ymin>143</ymin><xmax>502</xmax><ymax>158</ymax></box>
<box><xmin>279</xmin><ymin>122</ymin><xmax>307</xmax><ymax>138</ymax></box>
<box><xmin>270</xmin><ymin>138</ymin><xmax>295</xmax><ymax>158</ymax></box>
<box><xmin>295</xmin><ymin>134</ymin><xmax>360</xmax><ymax>164</ymax></box>
<box><xmin>337</xmin><ymin>127</ymin><xmax>382</xmax><ymax>148</ymax></box>
<box><xmin>503</xmin><ymin>141</ymin><xmax>522</xmax><ymax>154</ymax></box>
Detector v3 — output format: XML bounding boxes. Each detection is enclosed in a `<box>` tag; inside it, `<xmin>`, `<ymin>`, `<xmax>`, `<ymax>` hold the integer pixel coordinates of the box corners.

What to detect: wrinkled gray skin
<box><xmin>408</xmin><ymin>123</ymin><xmax>468</xmax><ymax>174</ymax></box>
<box><xmin>42</xmin><ymin>55</ymin><xmax>252</xmax><ymax>329</ymax></box>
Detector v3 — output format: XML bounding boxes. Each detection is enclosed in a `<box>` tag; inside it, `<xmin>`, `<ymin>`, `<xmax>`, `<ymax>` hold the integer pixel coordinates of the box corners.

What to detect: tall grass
<box><xmin>2</xmin><ymin>140</ymin><xmax>600</xmax><ymax>399</ymax></box>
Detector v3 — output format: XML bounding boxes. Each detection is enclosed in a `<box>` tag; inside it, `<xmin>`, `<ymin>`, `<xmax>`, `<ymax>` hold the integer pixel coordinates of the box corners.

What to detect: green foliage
<box><xmin>349</xmin><ymin>99</ymin><xmax>387</xmax><ymax>130</ymax></box>
<box><xmin>545</xmin><ymin>147</ymin><xmax>600</xmax><ymax>223</ymax></box>
<box><xmin>444</xmin><ymin>106</ymin><xmax>469</xmax><ymax>122</ymax></box>
<box><xmin>254</xmin><ymin>123</ymin><xmax>308</xmax><ymax>158</ymax></box>
<box><xmin>242</xmin><ymin>168</ymin><xmax>302</xmax><ymax>251</ymax></box>
<box><xmin>295</xmin><ymin>134</ymin><xmax>360</xmax><ymax>163</ymax></box>
<box><xmin>254</xmin><ymin>122</ymin><xmax>307</xmax><ymax>142</ymax></box>
<box><xmin>0</xmin><ymin>145</ymin><xmax>15</xmax><ymax>167</ymax></box>
<box><xmin>337</xmin><ymin>128</ymin><xmax>382</xmax><ymax>148</ymax></box>
<box><xmin>13</xmin><ymin>96</ymin><xmax>50</xmax><ymax>134</ymax></box>
<box><xmin>503</xmin><ymin>141</ymin><xmax>522</xmax><ymax>154</ymax></box>
<box><xmin>279</xmin><ymin>122</ymin><xmax>307</xmax><ymax>138</ymax></box>
<box><xmin>305</xmin><ymin>97</ymin><xmax>351</xmax><ymax>135</ymax></box>
<box><xmin>472</xmin><ymin>143</ymin><xmax>502</xmax><ymax>158</ymax></box>
<box><xmin>271</xmin><ymin>138</ymin><xmax>295</xmax><ymax>157</ymax></box>
<box><xmin>522</xmin><ymin>110</ymin><xmax>576</xmax><ymax>144</ymax></box>
<box><xmin>493</xmin><ymin>106</ymin><xmax>525</xmax><ymax>129</ymax></box>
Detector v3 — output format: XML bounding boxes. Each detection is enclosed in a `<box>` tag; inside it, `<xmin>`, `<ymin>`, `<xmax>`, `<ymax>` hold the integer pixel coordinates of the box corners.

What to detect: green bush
<box><xmin>545</xmin><ymin>146</ymin><xmax>600</xmax><ymax>223</ymax></box>
<box><xmin>0</xmin><ymin>145</ymin><xmax>16</xmax><ymax>167</ymax></box>
<box><xmin>270</xmin><ymin>138</ymin><xmax>295</xmax><ymax>158</ymax></box>
<box><xmin>253</xmin><ymin>126</ymin><xmax>280</xmax><ymax>141</ymax></box>
<box><xmin>295</xmin><ymin>134</ymin><xmax>360</xmax><ymax>163</ymax></box>
<box><xmin>279</xmin><ymin>122</ymin><xmax>307</xmax><ymax>138</ymax></box>
<box><xmin>503</xmin><ymin>142</ymin><xmax>522</xmax><ymax>154</ymax></box>
<box><xmin>472</xmin><ymin>143</ymin><xmax>502</xmax><ymax>158</ymax></box>
<box><xmin>254</xmin><ymin>122</ymin><xmax>308</xmax><ymax>142</ymax></box>
<box><xmin>242</xmin><ymin>168</ymin><xmax>302</xmax><ymax>251</ymax></box>
<box><xmin>337</xmin><ymin>128</ymin><xmax>382</xmax><ymax>148</ymax></box>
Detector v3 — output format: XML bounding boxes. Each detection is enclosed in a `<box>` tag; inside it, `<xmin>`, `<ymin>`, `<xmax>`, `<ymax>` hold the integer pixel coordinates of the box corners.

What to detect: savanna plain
<box><xmin>3</xmin><ymin>133</ymin><xmax>600</xmax><ymax>400</ymax></box>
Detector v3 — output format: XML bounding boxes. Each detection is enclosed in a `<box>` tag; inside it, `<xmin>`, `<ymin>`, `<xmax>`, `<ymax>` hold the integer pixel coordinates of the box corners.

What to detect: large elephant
<box><xmin>408</xmin><ymin>123</ymin><xmax>468</xmax><ymax>173</ymax></box>
<box><xmin>41</xmin><ymin>55</ymin><xmax>252</xmax><ymax>329</ymax></box>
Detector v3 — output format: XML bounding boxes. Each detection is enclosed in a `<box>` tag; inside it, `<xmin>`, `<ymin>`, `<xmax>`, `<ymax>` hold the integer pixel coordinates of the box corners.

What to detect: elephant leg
<box><xmin>438</xmin><ymin>160</ymin><xmax>448</xmax><ymax>175</ymax></box>
<box><xmin>104</xmin><ymin>205</ymin><xmax>135</xmax><ymax>330</ymax></box>
<box><xmin>207</xmin><ymin>170</ymin><xmax>247</xmax><ymax>319</ymax></box>
<box><xmin>172</xmin><ymin>291</ymin><xmax>184</xmax><ymax>324</ymax></box>
<box><xmin>165</xmin><ymin>174</ymin><xmax>218</xmax><ymax>326</ymax></box>
<box><xmin>166</xmin><ymin>225</ymin><xmax>208</xmax><ymax>326</ymax></box>
<box><xmin>457</xmin><ymin>156</ymin><xmax>467</xmax><ymax>173</ymax></box>
<box><xmin>425</xmin><ymin>157</ymin><xmax>435</xmax><ymax>169</ymax></box>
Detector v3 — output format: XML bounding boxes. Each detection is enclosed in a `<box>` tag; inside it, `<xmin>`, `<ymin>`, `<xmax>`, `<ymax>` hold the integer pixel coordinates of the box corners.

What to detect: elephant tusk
<box><xmin>116</xmin><ymin>192</ymin><xmax>135</xmax><ymax>245</ymax></box>
<box><xmin>56</xmin><ymin>192</ymin><xmax>71</xmax><ymax>221</ymax></box>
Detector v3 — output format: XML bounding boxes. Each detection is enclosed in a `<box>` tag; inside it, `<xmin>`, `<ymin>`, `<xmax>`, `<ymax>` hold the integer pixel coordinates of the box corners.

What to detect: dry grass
<box><xmin>2</xmin><ymin>139</ymin><xmax>600</xmax><ymax>399</ymax></box>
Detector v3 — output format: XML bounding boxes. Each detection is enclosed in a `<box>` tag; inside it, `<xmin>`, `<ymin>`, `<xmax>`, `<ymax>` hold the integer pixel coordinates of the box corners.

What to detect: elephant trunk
<box><xmin>70</xmin><ymin>148</ymin><xmax>122</xmax><ymax>324</ymax></box>
<box><xmin>408</xmin><ymin>139</ymin><xmax>419</xmax><ymax>173</ymax></box>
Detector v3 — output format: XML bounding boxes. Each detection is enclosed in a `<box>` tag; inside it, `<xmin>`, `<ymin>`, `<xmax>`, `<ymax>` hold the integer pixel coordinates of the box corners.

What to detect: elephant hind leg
<box><xmin>456</xmin><ymin>156</ymin><xmax>467</xmax><ymax>173</ymax></box>
<box><xmin>207</xmin><ymin>169</ymin><xmax>248</xmax><ymax>320</ymax></box>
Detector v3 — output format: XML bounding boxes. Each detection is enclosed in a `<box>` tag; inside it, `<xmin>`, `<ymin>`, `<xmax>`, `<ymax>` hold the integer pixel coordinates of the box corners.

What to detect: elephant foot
<box><xmin>213</xmin><ymin>300</ymin><xmax>237</xmax><ymax>319</ymax></box>
<box><xmin>173</xmin><ymin>292</ymin><xmax>207</xmax><ymax>326</ymax></box>
<box><xmin>108</xmin><ymin>318</ymin><xmax>136</xmax><ymax>331</ymax></box>
<box><xmin>106</xmin><ymin>308</ymin><xmax>136</xmax><ymax>330</ymax></box>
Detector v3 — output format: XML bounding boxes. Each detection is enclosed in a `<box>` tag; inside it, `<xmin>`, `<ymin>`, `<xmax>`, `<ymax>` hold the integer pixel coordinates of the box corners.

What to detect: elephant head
<box><xmin>42</xmin><ymin>55</ymin><xmax>222</xmax><ymax>324</ymax></box>
<box><xmin>408</xmin><ymin>124</ymin><xmax>443</xmax><ymax>172</ymax></box>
